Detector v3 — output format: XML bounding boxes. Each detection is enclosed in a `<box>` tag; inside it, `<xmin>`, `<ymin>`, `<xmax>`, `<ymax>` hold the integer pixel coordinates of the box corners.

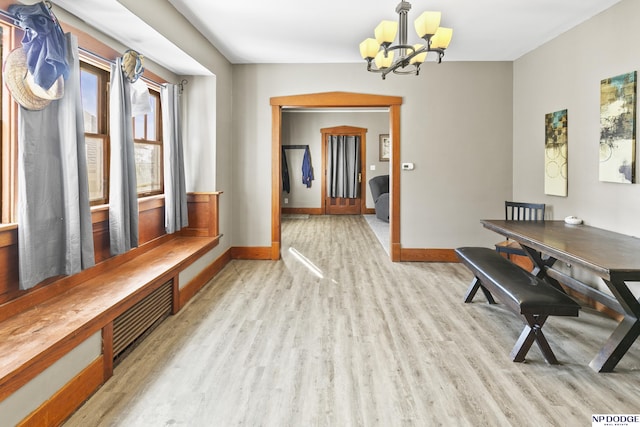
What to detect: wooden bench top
<box><xmin>0</xmin><ymin>235</ymin><xmax>219</xmax><ymax>401</ymax></box>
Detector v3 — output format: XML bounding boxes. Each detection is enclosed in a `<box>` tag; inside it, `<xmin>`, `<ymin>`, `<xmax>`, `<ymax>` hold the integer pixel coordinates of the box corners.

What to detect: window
<box><xmin>1</xmin><ymin>16</ymin><xmax>165</xmax><ymax>219</ymax></box>
<box><xmin>133</xmin><ymin>90</ymin><xmax>163</xmax><ymax>196</ymax></box>
<box><xmin>80</xmin><ymin>63</ymin><xmax>109</xmax><ymax>205</ymax></box>
<box><xmin>79</xmin><ymin>62</ymin><xmax>164</xmax><ymax>203</ymax></box>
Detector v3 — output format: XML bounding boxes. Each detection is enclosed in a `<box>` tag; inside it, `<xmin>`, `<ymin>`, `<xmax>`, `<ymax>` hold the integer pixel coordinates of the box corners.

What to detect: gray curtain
<box><xmin>161</xmin><ymin>84</ymin><xmax>188</xmax><ymax>234</ymax></box>
<box><xmin>17</xmin><ymin>34</ymin><xmax>95</xmax><ymax>290</ymax></box>
<box><xmin>108</xmin><ymin>57</ymin><xmax>138</xmax><ymax>255</ymax></box>
<box><xmin>327</xmin><ymin>135</ymin><xmax>361</xmax><ymax>198</ymax></box>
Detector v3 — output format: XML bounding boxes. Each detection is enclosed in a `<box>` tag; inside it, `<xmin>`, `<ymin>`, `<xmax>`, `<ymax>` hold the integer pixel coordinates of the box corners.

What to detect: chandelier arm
<box><xmin>366</xmin><ymin>59</ymin><xmax>381</xmax><ymax>73</ymax></box>
<box><xmin>386</xmin><ymin>44</ymin><xmax>416</xmax><ymax>53</ymax></box>
<box><xmin>393</xmin><ymin>65</ymin><xmax>419</xmax><ymax>75</ymax></box>
<box><xmin>382</xmin><ymin>59</ymin><xmax>415</xmax><ymax>78</ymax></box>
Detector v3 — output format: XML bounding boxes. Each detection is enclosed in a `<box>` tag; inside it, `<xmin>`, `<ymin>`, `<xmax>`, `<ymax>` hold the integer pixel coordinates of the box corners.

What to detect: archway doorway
<box><xmin>270</xmin><ymin>92</ymin><xmax>403</xmax><ymax>261</ymax></box>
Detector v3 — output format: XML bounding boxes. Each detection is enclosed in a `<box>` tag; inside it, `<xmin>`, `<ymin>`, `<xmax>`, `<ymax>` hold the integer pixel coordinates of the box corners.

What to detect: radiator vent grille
<box><xmin>113</xmin><ymin>280</ymin><xmax>173</xmax><ymax>359</ymax></box>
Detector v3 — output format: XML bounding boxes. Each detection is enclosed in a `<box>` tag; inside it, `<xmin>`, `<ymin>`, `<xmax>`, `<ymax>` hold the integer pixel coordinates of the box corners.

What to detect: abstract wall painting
<box><xmin>599</xmin><ymin>71</ymin><xmax>636</xmax><ymax>183</ymax></box>
<box><xmin>544</xmin><ymin>109</ymin><xmax>568</xmax><ymax>196</ymax></box>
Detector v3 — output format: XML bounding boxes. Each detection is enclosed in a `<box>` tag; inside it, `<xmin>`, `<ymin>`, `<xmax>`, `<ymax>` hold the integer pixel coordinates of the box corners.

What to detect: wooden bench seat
<box><xmin>455</xmin><ymin>246</ymin><xmax>581</xmax><ymax>364</ymax></box>
<box><xmin>0</xmin><ymin>234</ymin><xmax>220</xmax><ymax>413</ymax></box>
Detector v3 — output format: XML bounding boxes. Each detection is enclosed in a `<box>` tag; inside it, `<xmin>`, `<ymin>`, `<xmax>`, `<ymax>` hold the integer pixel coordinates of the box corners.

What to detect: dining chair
<box><xmin>495</xmin><ymin>201</ymin><xmax>545</xmax><ymax>262</ymax></box>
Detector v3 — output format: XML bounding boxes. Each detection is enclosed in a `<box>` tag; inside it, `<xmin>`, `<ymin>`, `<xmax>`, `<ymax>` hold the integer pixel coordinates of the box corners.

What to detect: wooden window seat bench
<box><xmin>455</xmin><ymin>246</ymin><xmax>581</xmax><ymax>365</ymax></box>
<box><xmin>0</xmin><ymin>193</ymin><xmax>226</xmax><ymax>426</ymax></box>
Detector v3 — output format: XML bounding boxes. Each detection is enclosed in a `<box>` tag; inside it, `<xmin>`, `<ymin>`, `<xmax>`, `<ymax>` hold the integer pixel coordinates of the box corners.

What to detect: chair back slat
<box><xmin>505</xmin><ymin>201</ymin><xmax>545</xmax><ymax>222</ymax></box>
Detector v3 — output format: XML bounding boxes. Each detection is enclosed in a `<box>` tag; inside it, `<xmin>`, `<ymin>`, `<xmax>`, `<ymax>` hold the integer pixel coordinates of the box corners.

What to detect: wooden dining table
<box><xmin>481</xmin><ymin>219</ymin><xmax>640</xmax><ymax>372</ymax></box>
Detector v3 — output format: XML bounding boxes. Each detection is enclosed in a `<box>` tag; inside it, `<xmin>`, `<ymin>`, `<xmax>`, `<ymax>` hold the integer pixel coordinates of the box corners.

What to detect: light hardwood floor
<box><xmin>64</xmin><ymin>215</ymin><xmax>640</xmax><ymax>426</ymax></box>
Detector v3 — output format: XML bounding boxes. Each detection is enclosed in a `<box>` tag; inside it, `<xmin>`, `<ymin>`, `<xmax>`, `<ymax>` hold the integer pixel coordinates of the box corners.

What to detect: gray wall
<box><xmin>117</xmin><ymin>0</ymin><xmax>235</xmax><ymax>258</ymax></box>
<box><xmin>513</xmin><ymin>0</ymin><xmax>640</xmax><ymax>235</ymax></box>
<box><xmin>232</xmin><ymin>62</ymin><xmax>513</xmax><ymax>249</ymax></box>
<box><xmin>281</xmin><ymin>111</ymin><xmax>390</xmax><ymax>209</ymax></box>
<box><xmin>513</xmin><ymin>0</ymin><xmax>640</xmax><ymax>294</ymax></box>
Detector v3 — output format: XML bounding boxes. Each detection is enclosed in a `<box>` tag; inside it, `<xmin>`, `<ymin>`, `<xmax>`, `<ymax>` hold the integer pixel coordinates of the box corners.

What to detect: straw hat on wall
<box><xmin>3</xmin><ymin>47</ymin><xmax>64</xmax><ymax>110</ymax></box>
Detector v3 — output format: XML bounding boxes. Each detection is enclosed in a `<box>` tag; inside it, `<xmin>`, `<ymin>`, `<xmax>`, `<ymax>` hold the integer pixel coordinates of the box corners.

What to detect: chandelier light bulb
<box><xmin>374</xmin><ymin>20</ymin><xmax>398</xmax><ymax>45</ymax></box>
<box><xmin>414</xmin><ymin>11</ymin><xmax>441</xmax><ymax>39</ymax></box>
<box><xmin>430</xmin><ymin>27</ymin><xmax>453</xmax><ymax>49</ymax></box>
<box><xmin>374</xmin><ymin>50</ymin><xmax>395</xmax><ymax>69</ymax></box>
<box><xmin>359</xmin><ymin>38</ymin><xmax>381</xmax><ymax>60</ymax></box>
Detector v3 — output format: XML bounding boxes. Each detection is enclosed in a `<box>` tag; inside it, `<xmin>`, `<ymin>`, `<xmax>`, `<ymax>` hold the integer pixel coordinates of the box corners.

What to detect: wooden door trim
<box><xmin>271</xmin><ymin>91</ymin><xmax>403</xmax><ymax>261</ymax></box>
<box><xmin>320</xmin><ymin>126</ymin><xmax>367</xmax><ymax>215</ymax></box>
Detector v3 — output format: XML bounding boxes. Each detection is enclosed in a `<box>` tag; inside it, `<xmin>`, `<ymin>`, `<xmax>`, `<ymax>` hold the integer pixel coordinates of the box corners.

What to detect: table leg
<box><xmin>589</xmin><ymin>315</ymin><xmax>640</xmax><ymax>372</ymax></box>
<box><xmin>519</xmin><ymin>246</ymin><xmax>565</xmax><ymax>292</ymax></box>
<box><xmin>519</xmin><ymin>245</ymin><xmax>547</xmax><ymax>276</ymax></box>
<box><xmin>590</xmin><ymin>277</ymin><xmax>640</xmax><ymax>372</ymax></box>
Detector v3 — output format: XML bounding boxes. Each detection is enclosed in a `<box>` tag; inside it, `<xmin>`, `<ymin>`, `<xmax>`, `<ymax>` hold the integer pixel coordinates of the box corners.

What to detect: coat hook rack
<box><xmin>178</xmin><ymin>79</ymin><xmax>188</xmax><ymax>94</ymax></box>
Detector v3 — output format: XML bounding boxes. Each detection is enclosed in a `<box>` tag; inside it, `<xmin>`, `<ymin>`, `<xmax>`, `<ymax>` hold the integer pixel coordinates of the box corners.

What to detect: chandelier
<box><xmin>359</xmin><ymin>1</ymin><xmax>453</xmax><ymax>79</ymax></box>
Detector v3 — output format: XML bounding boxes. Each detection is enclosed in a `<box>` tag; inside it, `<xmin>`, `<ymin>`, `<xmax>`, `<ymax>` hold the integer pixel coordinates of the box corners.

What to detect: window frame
<box><xmin>80</xmin><ymin>61</ymin><xmax>110</xmax><ymax>206</ymax></box>
<box><xmin>133</xmin><ymin>88</ymin><xmax>164</xmax><ymax>198</ymax></box>
<box><xmin>1</xmin><ymin>22</ymin><xmax>20</xmax><ymax>223</ymax></box>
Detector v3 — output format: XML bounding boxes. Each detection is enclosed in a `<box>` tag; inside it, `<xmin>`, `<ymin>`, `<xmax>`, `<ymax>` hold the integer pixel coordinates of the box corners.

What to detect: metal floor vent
<box><xmin>113</xmin><ymin>280</ymin><xmax>173</xmax><ymax>361</ymax></box>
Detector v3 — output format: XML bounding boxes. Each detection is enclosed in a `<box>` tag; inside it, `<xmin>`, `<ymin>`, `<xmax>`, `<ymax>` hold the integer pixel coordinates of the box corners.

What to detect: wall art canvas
<box><xmin>379</xmin><ymin>134</ymin><xmax>390</xmax><ymax>161</ymax></box>
<box><xmin>599</xmin><ymin>71</ymin><xmax>636</xmax><ymax>183</ymax></box>
<box><xmin>544</xmin><ymin>109</ymin><xmax>568</xmax><ymax>196</ymax></box>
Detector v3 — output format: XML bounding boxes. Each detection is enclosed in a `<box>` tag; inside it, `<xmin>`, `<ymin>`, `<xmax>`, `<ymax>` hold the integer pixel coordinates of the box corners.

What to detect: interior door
<box><xmin>321</xmin><ymin>126</ymin><xmax>367</xmax><ymax>215</ymax></box>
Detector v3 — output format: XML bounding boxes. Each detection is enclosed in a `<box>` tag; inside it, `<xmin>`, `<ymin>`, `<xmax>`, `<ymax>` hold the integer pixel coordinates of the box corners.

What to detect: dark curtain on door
<box><xmin>327</xmin><ymin>135</ymin><xmax>360</xmax><ymax>198</ymax></box>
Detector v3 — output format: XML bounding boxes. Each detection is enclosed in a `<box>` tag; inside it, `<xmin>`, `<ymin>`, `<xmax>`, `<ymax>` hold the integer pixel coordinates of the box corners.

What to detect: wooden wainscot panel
<box><xmin>92</xmin><ymin>216</ymin><xmax>110</xmax><ymax>264</ymax></box>
<box><xmin>182</xmin><ymin>192</ymin><xmax>222</xmax><ymax>238</ymax></box>
<box><xmin>0</xmin><ymin>225</ymin><xmax>19</xmax><ymax>302</ymax></box>
<box><xmin>91</xmin><ymin>196</ymin><xmax>167</xmax><ymax>264</ymax></box>
<box><xmin>139</xmin><ymin>196</ymin><xmax>167</xmax><ymax>245</ymax></box>
<box><xmin>102</xmin><ymin>323</ymin><xmax>114</xmax><ymax>380</ymax></box>
<box><xmin>139</xmin><ymin>205</ymin><xmax>165</xmax><ymax>244</ymax></box>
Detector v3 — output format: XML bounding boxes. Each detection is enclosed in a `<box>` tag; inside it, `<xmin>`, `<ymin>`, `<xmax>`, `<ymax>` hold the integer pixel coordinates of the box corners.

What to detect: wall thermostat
<box><xmin>401</xmin><ymin>162</ymin><xmax>415</xmax><ymax>170</ymax></box>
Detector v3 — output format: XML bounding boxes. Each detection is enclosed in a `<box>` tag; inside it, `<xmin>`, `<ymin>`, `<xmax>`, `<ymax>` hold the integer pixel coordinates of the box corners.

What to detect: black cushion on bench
<box><xmin>455</xmin><ymin>246</ymin><xmax>580</xmax><ymax>365</ymax></box>
<box><xmin>455</xmin><ymin>247</ymin><xmax>580</xmax><ymax>316</ymax></box>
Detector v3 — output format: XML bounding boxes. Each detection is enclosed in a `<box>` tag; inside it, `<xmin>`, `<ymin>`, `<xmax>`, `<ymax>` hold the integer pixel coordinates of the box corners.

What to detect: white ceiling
<box><xmin>50</xmin><ymin>0</ymin><xmax>211</xmax><ymax>75</ymax></box>
<box><xmin>50</xmin><ymin>0</ymin><xmax>623</xmax><ymax>75</ymax></box>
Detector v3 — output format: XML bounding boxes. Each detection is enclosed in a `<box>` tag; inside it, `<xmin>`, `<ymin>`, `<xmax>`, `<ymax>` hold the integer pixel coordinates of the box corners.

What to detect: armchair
<box><xmin>369</xmin><ymin>175</ymin><xmax>389</xmax><ymax>222</ymax></box>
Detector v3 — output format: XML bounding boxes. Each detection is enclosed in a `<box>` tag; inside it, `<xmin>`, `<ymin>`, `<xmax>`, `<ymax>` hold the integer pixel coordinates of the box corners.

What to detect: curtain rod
<box><xmin>78</xmin><ymin>47</ymin><xmax>114</xmax><ymax>65</ymax></box>
<box><xmin>78</xmin><ymin>47</ymin><xmax>182</xmax><ymax>89</ymax></box>
<box><xmin>0</xmin><ymin>7</ymin><xmax>184</xmax><ymax>89</ymax></box>
<box><xmin>0</xmin><ymin>7</ymin><xmax>15</xmax><ymax>22</ymax></box>
<box><xmin>78</xmin><ymin>48</ymin><xmax>160</xmax><ymax>88</ymax></box>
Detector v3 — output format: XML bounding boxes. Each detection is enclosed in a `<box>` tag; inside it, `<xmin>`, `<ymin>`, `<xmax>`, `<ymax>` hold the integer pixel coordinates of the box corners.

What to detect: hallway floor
<box><xmin>65</xmin><ymin>215</ymin><xmax>640</xmax><ymax>426</ymax></box>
